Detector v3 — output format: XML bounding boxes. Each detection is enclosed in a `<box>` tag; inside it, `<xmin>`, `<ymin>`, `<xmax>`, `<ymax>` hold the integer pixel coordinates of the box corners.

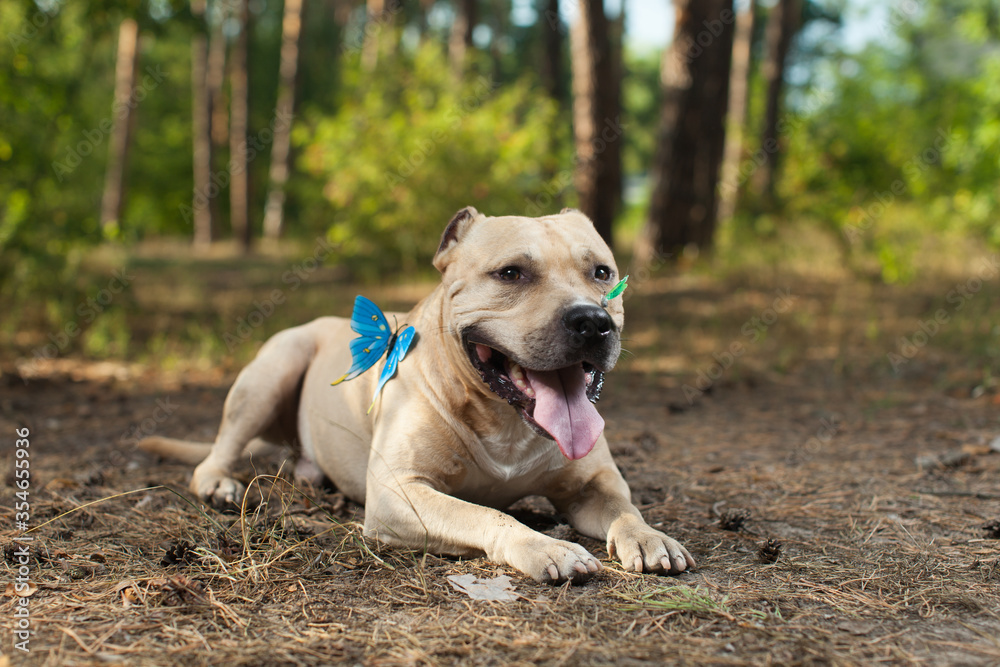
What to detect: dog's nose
<box><xmin>563</xmin><ymin>305</ymin><xmax>613</xmax><ymax>342</ymax></box>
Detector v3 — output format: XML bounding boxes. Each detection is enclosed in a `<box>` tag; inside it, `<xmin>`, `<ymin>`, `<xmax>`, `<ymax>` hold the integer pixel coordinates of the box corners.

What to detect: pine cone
<box><xmin>758</xmin><ymin>538</ymin><xmax>782</xmax><ymax>564</ymax></box>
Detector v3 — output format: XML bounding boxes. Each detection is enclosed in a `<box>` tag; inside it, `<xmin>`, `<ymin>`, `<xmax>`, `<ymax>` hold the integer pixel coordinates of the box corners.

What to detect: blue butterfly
<box><xmin>331</xmin><ymin>295</ymin><xmax>416</xmax><ymax>413</ymax></box>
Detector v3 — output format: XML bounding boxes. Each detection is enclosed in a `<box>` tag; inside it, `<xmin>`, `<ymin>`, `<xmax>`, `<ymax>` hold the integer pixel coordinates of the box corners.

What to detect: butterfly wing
<box><xmin>331</xmin><ymin>296</ymin><xmax>392</xmax><ymax>385</ymax></box>
<box><xmin>368</xmin><ymin>325</ymin><xmax>416</xmax><ymax>413</ymax></box>
<box><xmin>349</xmin><ymin>295</ymin><xmax>392</xmax><ymax>337</ymax></box>
<box><xmin>608</xmin><ymin>275</ymin><xmax>629</xmax><ymax>300</ymax></box>
<box><xmin>391</xmin><ymin>325</ymin><xmax>416</xmax><ymax>364</ymax></box>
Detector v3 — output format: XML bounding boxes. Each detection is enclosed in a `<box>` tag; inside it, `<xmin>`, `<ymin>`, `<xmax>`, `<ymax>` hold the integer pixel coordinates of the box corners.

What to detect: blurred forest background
<box><xmin>1</xmin><ymin>0</ymin><xmax>998</xmax><ymax>373</ymax></box>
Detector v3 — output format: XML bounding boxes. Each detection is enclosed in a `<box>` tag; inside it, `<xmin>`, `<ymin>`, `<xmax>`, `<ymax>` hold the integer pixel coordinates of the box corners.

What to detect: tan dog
<box><xmin>140</xmin><ymin>207</ymin><xmax>694</xmax><ymax>582</ymax></box>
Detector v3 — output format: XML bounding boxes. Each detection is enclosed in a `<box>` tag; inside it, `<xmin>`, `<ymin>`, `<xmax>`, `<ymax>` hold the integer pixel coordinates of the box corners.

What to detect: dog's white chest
<box><xmin>456</xmin><ymin>425</ymin><xmax>566</xmax><ymax>506</ymax></box>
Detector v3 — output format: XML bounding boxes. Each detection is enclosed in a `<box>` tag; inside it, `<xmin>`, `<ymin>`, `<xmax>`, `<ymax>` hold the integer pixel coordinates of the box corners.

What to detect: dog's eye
<box><xmin>497</xmin><ymin>266</ymin><xmax>523</xmax><ymax>281</ymax></box>
<box><xmin>594</xmin><ymin>266</ymin><xmax>612</xmax><ymax>281</ymax></box>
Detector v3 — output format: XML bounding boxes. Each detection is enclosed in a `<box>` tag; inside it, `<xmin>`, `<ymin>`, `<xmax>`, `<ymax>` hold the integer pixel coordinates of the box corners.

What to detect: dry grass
<box><xmin>2</xmin><ymin>247</ymin><xmax>999</xmax><ymax>665</ymax></box>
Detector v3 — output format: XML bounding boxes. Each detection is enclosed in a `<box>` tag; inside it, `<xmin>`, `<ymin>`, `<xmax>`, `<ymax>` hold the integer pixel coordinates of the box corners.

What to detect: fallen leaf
<box><xmin>44</xmin><ymin>478</ymin><xmax>79</xmax><ymax>491</ymax></box>
<box><xmin>114</xmin><ymin>580</ymin><xmax>137</xmax><ymax>593</ymax></box>
<box><xmin>3</xmin><ymin>582</ymin><xmax>37</xmax><ymax>597</ymax></box>
<box><xmin>447</xmin><ymin>573</ymin><xmax>518</xmax><ymax>601</ymax></box>
<box><xmin>116</xmin><ymin>580</ymin><xmax>142</xmax><ymax>608</ymax></box>
<box><xmin>122</xmin><ymin>588</ymin><xmax>140</xmax><ymax>607</ymax></box>
<box><xmin>837</xmin><ymin>620</ymin><xmax>874</xmax><ymax>636</ymax></box>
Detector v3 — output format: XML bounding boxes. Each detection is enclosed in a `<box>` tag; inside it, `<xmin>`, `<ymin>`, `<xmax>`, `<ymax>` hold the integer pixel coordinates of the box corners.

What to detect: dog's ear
<box><xmin>433</xmin><ymin>206</ymin><xmax>480</xmax><ymax>273</ymax></box>
<box><xmin>558</xmin><ymin>207</ymin><xmax>598</xmax><ymax>228</ymax></box>
<box><xmin>560</xmin><ymin>207</ymin><xmax>600</xmax><ymax>224</ymax></box>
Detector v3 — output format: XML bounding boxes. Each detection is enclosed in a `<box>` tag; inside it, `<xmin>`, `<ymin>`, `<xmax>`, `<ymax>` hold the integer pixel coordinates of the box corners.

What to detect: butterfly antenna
<box><xmin>601</xmin><ymin>274</ymin><xmax>629</xmax><ymax>307</ymax></box>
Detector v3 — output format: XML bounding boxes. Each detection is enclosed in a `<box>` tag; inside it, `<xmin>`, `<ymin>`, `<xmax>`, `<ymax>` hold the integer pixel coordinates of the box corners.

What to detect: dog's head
<box><xmin>433</xmin><ymin>206</ymin><xmax>625</xmax><ymax>460</ymax></box>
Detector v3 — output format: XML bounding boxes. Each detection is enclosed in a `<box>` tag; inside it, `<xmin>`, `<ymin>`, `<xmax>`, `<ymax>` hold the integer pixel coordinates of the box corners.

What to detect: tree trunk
<box><xmin>488</xmin><ymin>0</ymin><xmax>509</xmax><ymax>83</ymax></box>
<box><xmin>191</xmin><ymin>1</ymin><xmax>213</xmax><ymax>248</ymax></box>
<box><xmin>263</xmin><ymin>0</ymin><xmax>304</xmax><ymax>241</ymax></box>
<box><xmin>449</xmin><ymin>0</ymin><xmax>475</xmax><ymax>77</ymax></box>
<box><xmin>99</xmin><ymin>18</ymin><xmax>140</xmax><ymax>237</ymax></box>
<box><xmin>416</xmin><ymin>0</ymin><xmax>434</xmax><ymax>40</ymax></box>
<box><xmin>608</xmin><ymin>1</ymin><xmax>624</xmax><ymax>224</ymax></box>
<box><xmin>208</xmin><ymin>8</ymin><xmax>228</xmax><ymax>149</ymax></box>
<box><xmin>539</xmin><ymin>0</ymin><xmax>563</xmax><ymax>104</ymax></box>
<box><xmin>361</xmin><ymin>0</ymin><xmax>387</xmax><ymax>72</ymax></box>
<box><xmin>207</xmin><ymin>6</ymin><xmax>228</xmax><ymax>230</ymax></box>
<box><xmin>750</xmin><ymin>0</ymin><xmax>800</xmax><ymax>208</ymax></box>
<box><xmin>717</xmin><ymin>0</ymin><xmax>756</xmax><ymax>221</ymax></box>
<box><xmin>570</xmin><ymin>0</ymin><xmax>620</xmax><ymax>248</ymax></box>
<box><xmin>230</xmin><ymin>0</ymin><xmax>252</xmax><ymax>252</ymax></box>
<box><xmin>636</xmin><ymin>0</ymin><xmax>735</xmax><ymax>263</ymax></box>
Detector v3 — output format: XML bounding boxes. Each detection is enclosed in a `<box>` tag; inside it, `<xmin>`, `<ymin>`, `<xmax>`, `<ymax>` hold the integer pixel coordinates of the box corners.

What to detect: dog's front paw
<box><xmin>507</xmin><ymin>536</ymin><xmax>603</xmax><ymax>584</ymax></box>
<box><xmin>190</xmin><ymin>464</ymin><xmax>246</xmax><ymax>507</ymax></box>
<box><xmin>607</xmin><ymin>516</ymin><xmax>696</xmax><ymax>575</ymax></box>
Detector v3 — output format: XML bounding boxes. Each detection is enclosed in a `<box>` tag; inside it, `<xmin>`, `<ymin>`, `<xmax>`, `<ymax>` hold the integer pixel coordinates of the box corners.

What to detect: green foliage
<box><xmin>622</xmin><ymin>49</ymin><xmax>662</xmax><ymax>176</ymax></box>
<box><xmin>0</xmin><ymin>0</ymin><xmax>198</xmax><ymax>348</ymax></box>
<box><xmin>4</xmin><ymin>0</ymin><xmax>1000</xmax><ymax>367</ymax></box>
<box><xmin>778</xmin><ymin>0</ymin><xmax>1000</xmax><ymax>281</ymax></box>
<box><xmin>612</xmin><ymin>581</ymin><xmax>768</xmax><ymax>621</ymax></box>
<box><xmin>298</xmin><ymin>41</ymin><xmax>568</xmax><ymax>275</ymax></box>
<box><xmin>1</xmin><ymin>0</ymin><xmax>108</xmax><ymax>326</ymax></box>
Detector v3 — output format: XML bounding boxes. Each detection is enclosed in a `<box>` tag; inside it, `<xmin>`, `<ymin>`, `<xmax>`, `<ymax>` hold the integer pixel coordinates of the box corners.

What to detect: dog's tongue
<box><xmin>524</xmin><ymin>365</ymin><xmax>604</xmax><ymax>460</ymax></box>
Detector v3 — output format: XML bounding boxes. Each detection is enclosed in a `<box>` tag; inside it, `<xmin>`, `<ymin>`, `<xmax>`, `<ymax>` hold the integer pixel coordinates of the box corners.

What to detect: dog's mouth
<box><xmin>464</xmin><ymin>339</ymin><xmax>606</xmax><ymax>460</ymax></box>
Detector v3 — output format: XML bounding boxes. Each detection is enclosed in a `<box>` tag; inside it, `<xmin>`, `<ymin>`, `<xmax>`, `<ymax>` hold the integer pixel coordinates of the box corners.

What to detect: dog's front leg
<box><xmin>549</xmin><ymin>451</ymin><xmax>696</xmax><ymax>576</ymax></box>
<box><xmin>363</xmin><ymin>475</ymin><xmax>602</xmax><ymax>583</ymax></box>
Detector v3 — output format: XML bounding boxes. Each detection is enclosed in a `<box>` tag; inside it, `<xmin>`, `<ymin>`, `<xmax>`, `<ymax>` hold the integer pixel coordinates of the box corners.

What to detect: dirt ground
<box><xmin>2</xmin><ymin>261</ymin><xmax>999</xmax><ymax>666</ymax></box>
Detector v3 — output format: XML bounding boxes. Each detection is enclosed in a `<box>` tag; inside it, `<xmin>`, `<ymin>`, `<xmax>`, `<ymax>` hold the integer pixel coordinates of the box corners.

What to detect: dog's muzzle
<box><xmin>463</xmin><ymin>307</ymin><xmax>618</xmax><ymax>461</ymax></box>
